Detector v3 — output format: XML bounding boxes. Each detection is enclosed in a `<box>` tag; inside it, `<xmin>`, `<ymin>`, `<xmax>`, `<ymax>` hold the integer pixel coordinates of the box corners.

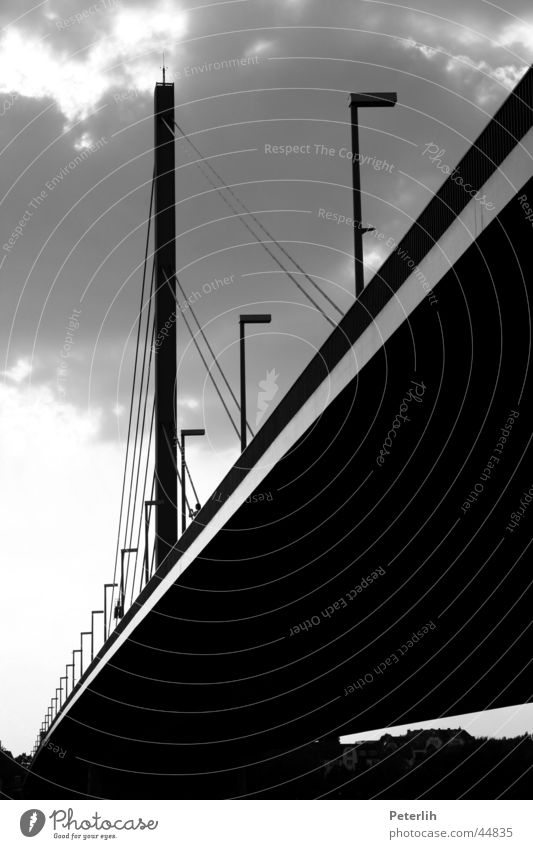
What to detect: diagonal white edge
<box><xmin>39</xmin><ymin>126</ymin><xmax>533</xmax><ymax>754</ymax></box>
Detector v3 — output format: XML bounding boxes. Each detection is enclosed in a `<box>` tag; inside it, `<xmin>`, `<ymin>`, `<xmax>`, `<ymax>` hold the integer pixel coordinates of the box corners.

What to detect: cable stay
<box><xmin>170</xmin><ymin>269</ymin><xmax>254</xmax><ymax>438</ymax></box>
<box><xmin>108</xmin><ymin>172</ymin><xmax>155</xmax><ymax>637</ymax></box>
<box><xmin>103</xmin><ymin>109</ymin><xmax>345</xmax><ymax>646</ymax></box>
<box><xmin>161</xmin><ymin>424</ymin><xmax>192</xmax><ymax>514</ymax></box>
<box><xmin>172</xmin><ymin>118</ymin><xmax>344</xmax><ymax>318</ymax></box>
<box><xmin>124</xmin><ymin>320</ymin><xmax>156</xmax><ymax>606</ymax></box>
<box><xmin>162</xmin><ymin>118</ymin><xmax>338</xmax><ymax>329</ymax></box>
<box><xmin>162</xmin><ymin>269</ymin><xmax>242</xmax><ymax>440</ymax></box>
<box><xmin>121</xmin><ymin>263</ymin><xmax>156</xmax><ymax>609</ymax></box>
<box><xmin>128</xmin><ymin>405</ymin><xmax>155</xmax><ymax>607</ymax></box>
<box><xmin>175</xmin><ymin>431</ymin><xmax>201</xmax><ymax>508</ymax></box>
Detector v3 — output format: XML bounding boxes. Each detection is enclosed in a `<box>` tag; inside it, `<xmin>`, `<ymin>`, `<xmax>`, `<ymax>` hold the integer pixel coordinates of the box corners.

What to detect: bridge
<box><xmin>24</xmin><ymin>66</ymin><xmax>533</xmax><ymax>799</ymax></box>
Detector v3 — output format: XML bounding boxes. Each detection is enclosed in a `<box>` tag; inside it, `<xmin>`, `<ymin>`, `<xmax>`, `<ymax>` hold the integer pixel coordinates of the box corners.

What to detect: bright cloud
<box><xmin>399</xmin><ymin>37</ymin><xmax>440</xmax><ymax>60</ymax></box>
<box><xmin>3</xmin><ymin>357</ymin><xmax>32</xmax><ymax>383</ymax></box>
<box><xmin>445</xmin><ymin>53</ymin><xmax>528</xmax><ymax>104</ymax></box>
<box><xmin>0</xmin><ymin>379</ymin><xmax>121</xmax><ymax>753</ymax></box>
<box><xmin>0</xmin><ymin>373</ymin><xmax>237</xmax><ymax>752</ymax></box>
<box><xmin>182</xmin><ymin>397</ymin><xmax>199</xmax><ymax>409</ymax></box>
<box><xmin>364</xmin><ymin>248</ymin><xmax>385</xmax><ymax>274</ymax></box>
<box><xmin>399</xmin><ymin>32</ymin><xmax>528</xmax><ymax>106</ymax></box>
<box><xmin>73</xmin><ymin>131</ymin><xmax>96</xmax><ymax>151</ymax></box>
<box><xmin>245</xmin><ymin>39</ymin><xmax>276</xmax><ymax>58</ymax></box>
<box><xmin>0</xmin><ymin>1</ymin><xmax>188</xmax><ymax>122</ymax></box>
<box><xmin>497</xmin><ymin>22</ymin><xmax>533</xmax><ymax>54</ymax></box>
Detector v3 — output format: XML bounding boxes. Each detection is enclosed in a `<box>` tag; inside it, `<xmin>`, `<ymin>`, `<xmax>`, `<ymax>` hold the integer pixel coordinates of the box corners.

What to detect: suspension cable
<box><xmin>171</xmin><ymin>118</ymin><xmax>344</xmax><ymax>318</ymax></box>
<box><xmin>162</xmin><ymin>269</ymin><xmax>241</xmax><ymax>439</ymax></box>
<box><xmin>108</xmin><ymin>170</ymin><xmax>155</xmax><ymax>637</ymax></box>
<box><xmin>162</xmin><ymin>423</ymin><xmax>191</xmax><ymax>513</ymax></box>
<box><xmin>172</xmin><ymin>270</ymin><xmax>254</xmax><ymax>438</ymax></box>
<box><xmin>138</xmin><ymin>473</ymin><xmax>156</xmax><ymax>595</ymax></box>
<box><xmin>124</xmin><ymin>305</ymin><xmax>156</xmax><ymax>605</ymax></box>
<box><xmin>128</xmin><ymin>404</ymin><xmax>155</xmax><ymax>606</ymax></box>
<box><xmin>163</xmin><ymin>119</ymin><xmax>336</xmax><ymax>329</ymax></box>
<box><xmin>182</xmin><ymin>305</ymin><xmax>241</xmax><ymax>440</ymax></box>
<box><xmin>125</xmin><ymin>263</ymin><xmax>155</xmax><ymax>561</ymax></box>
<box><xmin>175</xmin><ymin>432</ymin><xmax>201</xmax><ymax>506</ymax></box>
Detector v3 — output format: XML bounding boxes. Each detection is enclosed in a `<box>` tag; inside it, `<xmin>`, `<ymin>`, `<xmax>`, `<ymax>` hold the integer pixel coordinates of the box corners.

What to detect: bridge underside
<box><xmin>24</xmin><ymin>169</ymin><xmax>533</xmax><ymax>798</ymax></box>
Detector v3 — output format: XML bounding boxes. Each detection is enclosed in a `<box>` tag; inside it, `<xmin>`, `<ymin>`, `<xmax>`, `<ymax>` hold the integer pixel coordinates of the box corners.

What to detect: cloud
<box><xmin>364</xmin><ymin>247</ymin><xmax>386</xmax><ymax>277</ymax></box>
<box><xmin>73</xmin><ymin>131</ymin><xmax>96</xmax><ymax>150</ymax></box>
<box><xmin>444</xmin><ymin>53</ymin><xmax>528</xmax><ymax>104</ymax></box>
<box><xmin>2</xmin><ymin>357</ymin><xmax>32</xmax><ymax>383</ymax></box>
<box><xmin>399</xmin><ymin>37</ymin><xmax>440</xmax><ymax>60</ymax></box>
<box><xmin>398</xmin><ymin>32</ymin><xmax>528</xmax><ymax>106</ymax></box>
<box><xmin>244</xmin><ymin>39</ymin><xmax>276</xmax><ymax>58</ymax></box>
<box><xmin>0</xmin><ymin>0</ymin><xmax>188</xmax><ymax>122</ymax></box>
<box><xmin>0</xmin><ymin>368</ymin><xmax>238</xmax><ymax>752</ymax></box>
<box><xmin>497</xmin><ymin>21</ymin><xmax>533</xmax><ymax>54</ymax></box>
<box><xmin>0</xmin><ymin>377</ymin><xmax>122</xmax><ymax>753</ymax></box>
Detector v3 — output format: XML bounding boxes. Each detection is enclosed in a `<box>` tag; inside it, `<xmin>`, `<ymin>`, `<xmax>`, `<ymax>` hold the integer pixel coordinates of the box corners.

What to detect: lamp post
<box><xmin>180</xmin><ymin>430</ymin><xmax>205</xmax><ymax>534</ymax></box>
<box><xmin>80</xmin><ymin>631</ymin><xmax>91</xmax><ymax>676</ymax></box>
<box><xmin>66</xmin><ymin>663</ymin><xmax>74</xmax><ymax>699</ymax></box>
<box><xmin>239</xmin><ymin>314</ymin><xmax>272</xmax><ymax>453</ymax></box>
<box><xmin>349</xmin><ymin>92</ymin><xmax>397</xmax><ymax>298</ymax></box>
<box><xmin>59</xmin><ymin>676</ymin><xmax>67</xmax><ymax>708</ymax></box>
<box><xmin>72</xmin><ymin>649</ymin><xmax>82</xmax><ymax>688</ymax></box>
<box><xmin>117</xmin><ymin>549</ymin><xmax>137</xmax><ymax>620</ymax></box>
<box><xmin>91</xmin><ymin>610</ymin><xmax>104</xmax><ymax>660</ymax></box>
<box><xmin>103</xmin><ymin>584</ymin><xmax>117</xmax><ymax>641</ymax></box>
<box><xmin>143</xmin><ymin>501</ymin><xmax>162</xmax><ymax>585</ymax></box>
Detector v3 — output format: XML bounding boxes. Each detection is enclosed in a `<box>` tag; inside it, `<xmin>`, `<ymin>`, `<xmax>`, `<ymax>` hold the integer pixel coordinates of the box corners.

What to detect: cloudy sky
<box><xmin>1</xmin><ymin>0</ymin><xmax>533</xmax><ymax>756</ymax></box>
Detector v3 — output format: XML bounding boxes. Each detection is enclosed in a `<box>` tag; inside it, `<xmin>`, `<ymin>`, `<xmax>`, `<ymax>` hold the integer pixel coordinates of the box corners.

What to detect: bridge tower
<box><xmin>153</xmin><ymin>79</ymin><xmax>178</xmax><ymax>568</ymax></box>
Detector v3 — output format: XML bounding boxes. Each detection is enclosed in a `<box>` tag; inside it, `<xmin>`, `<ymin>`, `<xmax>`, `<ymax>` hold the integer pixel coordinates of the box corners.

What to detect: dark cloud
<box><xmin>1</xmin><ymin>0</ymin><xmax>531</xmax><ymax>445</ymax></box>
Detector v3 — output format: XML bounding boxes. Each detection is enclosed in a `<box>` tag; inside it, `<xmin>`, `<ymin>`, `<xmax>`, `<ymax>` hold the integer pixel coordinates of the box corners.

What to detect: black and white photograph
<box><xmin>1</xmin><ymin>0</ymin><xmax>533</xmax><ymax>840</ymax></box>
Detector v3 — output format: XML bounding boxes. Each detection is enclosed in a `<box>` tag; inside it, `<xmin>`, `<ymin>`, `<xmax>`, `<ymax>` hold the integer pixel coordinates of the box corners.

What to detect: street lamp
<box><xmin>91</xmin><ymin>610</ymin><xmax>104</xmax><ymax>660</ymax></box>
<box><xmin>66</xmin><ymin>663</ymin><xmax>74</xmax><ymax>698</ymax></box>
<box><xmin>72</xmin><ymin>649</ymin><xmax>81</xmax><ymax>688</ymax></box>
<box><xmin>59</xmin><ymin>676</ymin><xmax>67</xmax><ymax>708</ymax></box>
<box><xmin>80</xmin><ymin>631</ymin><xmax>91</xmax><ymax>676</ymax></box>
<box><xmin>349</xmin><ymin>92</ymin><xmax>397</xmax><ymax>298</ymax></box>
<box><xmin>103</xmin><ymin>585</ymin><xmax>117</xmax><ymax>642</ymax></box>
<box><xmin>239</xmin><ymin>314</ymin><xmax>272</xmax><ymax>452</ymax></box>
<box><xmin>117</xmin><ymin>549</ymin><xmax>137</xmax><ymax>620</ymax></box>
<box><xmin>143</xmin><ymin>502</ymin><xmax>162</xmax><ymax>586</ymax></box>
<box><xmin>180</xmin><ymin>430</ymin><xmax>205</xmax><ymax>534</ymax></box>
